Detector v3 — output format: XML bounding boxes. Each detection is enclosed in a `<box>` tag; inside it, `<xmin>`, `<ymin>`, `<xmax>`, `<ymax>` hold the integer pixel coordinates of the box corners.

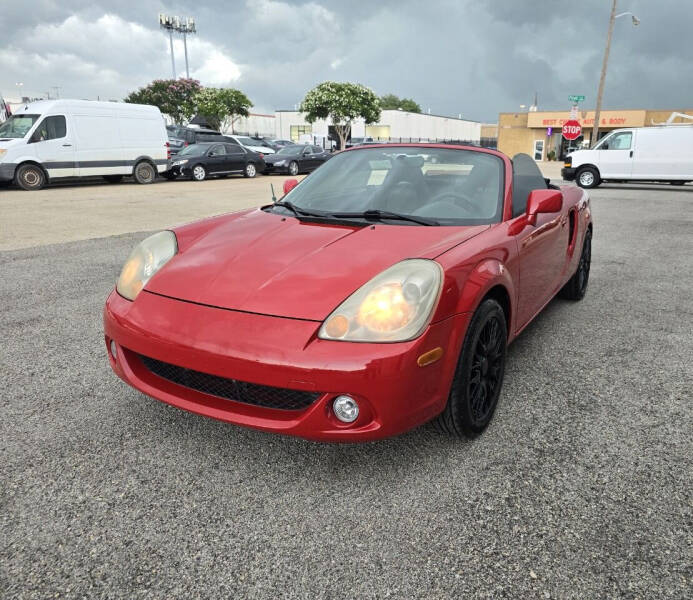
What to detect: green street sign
<box><xmin>569</xmin><ymin>95</ymin><xmax>585</xmax><ymax>102</ymax></box>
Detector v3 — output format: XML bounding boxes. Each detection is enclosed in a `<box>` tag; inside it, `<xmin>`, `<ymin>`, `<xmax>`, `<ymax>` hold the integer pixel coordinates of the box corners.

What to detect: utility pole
<box><xmin>591</xmin><ymin>2</ymin><xmax>640</xmax><ymax>147</ymax></box>
<box><xmin>179</xmin><ymin>18</ymin><xmax>197</xmax><ymax>79</ymax></box>
<box><xmin>592</xmin><ymin>0</ymin><xmax>617</xmax><ymax>147</ymax></box>
<box><xmin>159</xmin><ymin>14</ymin><xmax>177</xmax><ymax>79</ymax></box>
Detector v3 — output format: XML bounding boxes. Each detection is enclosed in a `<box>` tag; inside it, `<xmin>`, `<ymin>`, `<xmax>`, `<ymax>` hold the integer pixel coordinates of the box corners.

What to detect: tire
<box><xmin>434</xmin><ymin>299</ymin><xmax>508</xmax><ymax>438</ymax></box>
<box><xmin>559</xmin><ymin>228</ymin><xmax>592</xmax><ymax>301</ymax></box>
<box><xmin>191</xmin><ymin>164</ymin><xmax>207</xmax><ymax>181</ymax></box>
<box><xmin>288</xmin><ymin>161</ymin><xmax>299</xmax><ymax>176</ymax></box>
<box><xmin>15</xmin><ymin>164</ymin><xmax>46</xmax><ymax>191</ymax></box>
<box><xmin>103</xmin><ymin>175</ymin><xmax>123</xmax><ymax>184</ymax></box>
<box><xmin>244</xmin><ymin>163</ymin><xmax>257</xmax><ymax>178</ymax></box>
<box><xmin>576</xmin><ymin>167</ymin><xmax>600</xmax><ymax>189</ymax></box>
<box><xmin>133</xmin><ymin>161</ymin><xmax>156</xmax><ymax>185</ymax></box>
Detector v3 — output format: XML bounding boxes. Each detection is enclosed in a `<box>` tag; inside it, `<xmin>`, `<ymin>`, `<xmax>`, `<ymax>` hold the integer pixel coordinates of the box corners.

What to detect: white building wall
<box><xmin>227</xmin><ymin>113</ymin><xmax>276</xmax><ymax>137</ymax></box>
<box><xmin>274</xmin><ymin>110</ymin><xmax>480</xmax><ymax>143</ymax></box>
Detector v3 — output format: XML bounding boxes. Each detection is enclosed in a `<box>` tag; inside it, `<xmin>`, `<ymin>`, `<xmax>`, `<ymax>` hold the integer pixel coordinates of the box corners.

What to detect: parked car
<box><xmin>0</xmin><ymin>99</ymin><xmax>168</xmax><ymax>190</ymax></box>
<box><xmin>166</xmin><ymin>125</ymin><xmax>228</xmax><ymax>155</ymax></box>
<box><xmin>105</xmin><ymin>145</ymin><xmax>592</xmax><ymax>442</ymax></box>
<box><xmin>563</xmin><ymin>125</ymin><xmax>693</xmax><ymax>188</ymax></box>
<box><xmin>168</xmin><ymin>142</ymin><xmax>265</xmax><ymax>180</ymax></box>
<box><xmin>261</xmin><ymin>138</ymin><xmax>294</xmax><ymax>151</ymax></box>
<box><xmin>263</xmin><ymin>144</ymin><xmax>331</xmax><ymax>175</ymax></box>
<box><xmin>345</xmin><ymin>136</ymin><xmax>375</xmax><ymax>148</ymax></box>
<box><xmin>224</xmin><ymin>134</ymin><xmax>275</xmax><ymax>154</ymax></box>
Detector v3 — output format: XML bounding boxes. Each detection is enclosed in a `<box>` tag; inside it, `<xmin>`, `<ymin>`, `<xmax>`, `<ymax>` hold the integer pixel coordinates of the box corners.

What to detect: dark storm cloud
<box><xmin>1</xmin><ymin>0</ymin><xmax>691</xmax><ymax>121</ymax></box>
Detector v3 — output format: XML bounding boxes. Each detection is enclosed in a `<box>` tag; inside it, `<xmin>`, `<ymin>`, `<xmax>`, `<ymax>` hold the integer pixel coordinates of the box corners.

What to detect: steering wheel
<box><xmin>429</xmin><ymin>190</ymin><xmax>478</xmax><ymax>213</ymax></box>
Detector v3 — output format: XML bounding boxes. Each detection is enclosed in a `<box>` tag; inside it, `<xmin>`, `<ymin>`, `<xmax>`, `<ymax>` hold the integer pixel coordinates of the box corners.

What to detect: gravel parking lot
<box><xmin>1</xmin><ymin>176</ymin><xmax>691</xmax><ymax>599</ymax></box>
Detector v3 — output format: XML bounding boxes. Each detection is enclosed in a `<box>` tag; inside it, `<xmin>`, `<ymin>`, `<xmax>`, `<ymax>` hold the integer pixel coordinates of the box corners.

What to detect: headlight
<box><xmin>274</xmin><ymin>160</ymin><xmax>286</xmax><ymax>166</ymax></box>
<box><xmin>116</xmin><ymin>231</ymin><xmax>177</xmax><ymax>301</ymax></box>
<box><xmin>318</xmin><ymin>259</ymin><xmax>443</xmax><ymax>342</ymax></box>
<box><xmin>172</xmin><ymin>159</ymin><xmax>188</xmax><ymax>166</ymax></box>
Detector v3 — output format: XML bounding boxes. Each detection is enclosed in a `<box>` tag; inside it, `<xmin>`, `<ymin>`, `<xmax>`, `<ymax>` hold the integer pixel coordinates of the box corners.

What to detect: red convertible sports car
<box><xmin>104</xmin><ymin>144</ymin><xmax>592</xmax><ymax>441</ymax></box>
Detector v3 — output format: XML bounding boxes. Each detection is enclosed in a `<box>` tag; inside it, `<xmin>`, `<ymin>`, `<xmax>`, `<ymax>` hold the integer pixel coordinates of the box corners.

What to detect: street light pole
<box><xmin>168</xmin><ymin>29</ymin><xmax>176</xmax><ymax>79</ymax></box>
<box><xmin>591</xmin><ymin>1</ymin><xmax>640</xmax><ymax>147</ymax></box>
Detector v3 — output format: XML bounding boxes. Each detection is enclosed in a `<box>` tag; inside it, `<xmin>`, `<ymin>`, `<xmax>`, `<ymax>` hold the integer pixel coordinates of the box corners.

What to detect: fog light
<box><xmin>333</xmin><ymin>395</ymin><xmax>359</xmax><ymax>423</ymax></box>
<box><xmin>110</xmin><ymin>340</ymin><xmax>117</xmax><ymax>359</ymax></box>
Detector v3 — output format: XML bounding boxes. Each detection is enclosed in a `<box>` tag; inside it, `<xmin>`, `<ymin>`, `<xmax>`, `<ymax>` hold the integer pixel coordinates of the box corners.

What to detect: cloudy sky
<box><xmin>1</xmin><ymin>0</ymin><xmax>691</xmax><ymax>121</ymax></box>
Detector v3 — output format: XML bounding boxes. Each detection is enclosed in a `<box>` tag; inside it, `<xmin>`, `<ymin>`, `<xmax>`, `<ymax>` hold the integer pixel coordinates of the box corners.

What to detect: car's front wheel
<box><xmin>15</xmin><ymin>164</ymin><xmax>46</xmax><ymax>191</ymax></box>
<box><xmin>434</xmin><ymin>298</ymin><xmax>507</xmax><ymax>438</ymax></box>
<box><xmin>288</xmin><ymin>161</ymin><xmax>299</xmax><ymax>176</ymax></box>
<box><xmin>244</xmin><ymin>162</ymin><xmax>257</xmax><ymax>178</ymax></box>
<box><xmin>576</xmin><ymin>167</ymin><xmax>600</xmax><ymax>189</ymax></box>
<box><xmin>191</xmin><ymin>164</ymin><xmax>207</xmax><ymax>181</ymax></box>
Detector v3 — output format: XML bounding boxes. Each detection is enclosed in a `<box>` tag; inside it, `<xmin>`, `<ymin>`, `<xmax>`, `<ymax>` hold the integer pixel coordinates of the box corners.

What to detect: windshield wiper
<box><xmin>329</xmin><ymin>209</ymin><xmax>439</xmax><ymax>226</ymax></box>
<box><xmin>272</xmin><ymin>200</ymin><xmax>331</xmax><ymax>219</ymax></box>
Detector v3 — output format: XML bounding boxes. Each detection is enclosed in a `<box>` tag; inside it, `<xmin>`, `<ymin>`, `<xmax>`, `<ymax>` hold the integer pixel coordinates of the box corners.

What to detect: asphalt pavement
<box><xmin>1</xmin><ymin>182</ymin><xmax>691</xmax><ymax>599</ymax></box>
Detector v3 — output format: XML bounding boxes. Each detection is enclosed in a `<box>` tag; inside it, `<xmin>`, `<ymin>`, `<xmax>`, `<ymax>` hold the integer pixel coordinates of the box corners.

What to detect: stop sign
<box><xmin>562</xmin><ymin>120</ymin><xmax>582</xmax><ymax>140</ymax></box>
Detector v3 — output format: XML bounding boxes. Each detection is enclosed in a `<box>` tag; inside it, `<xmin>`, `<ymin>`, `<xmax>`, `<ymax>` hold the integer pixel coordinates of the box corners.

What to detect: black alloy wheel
<box><xmin>434</xmin><ymin>298</ymin><xmax>507</xmax><ymax>437</ymax></box>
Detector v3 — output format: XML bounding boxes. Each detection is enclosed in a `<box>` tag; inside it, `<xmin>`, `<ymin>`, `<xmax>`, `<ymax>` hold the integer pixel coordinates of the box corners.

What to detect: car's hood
<box><xmin>0</xmin><ymin>137</ymin><xmax>25</xmax><ymax>149</ymax></box>
<box><xmin>146</xmin><ymin>209</ymin><xmax>488</xmax><ymax>321</ymax></box>
<box><xmin>246</xmin><ymin>145</ymin><xmax>274</xmax><ymax>154</ymax></box>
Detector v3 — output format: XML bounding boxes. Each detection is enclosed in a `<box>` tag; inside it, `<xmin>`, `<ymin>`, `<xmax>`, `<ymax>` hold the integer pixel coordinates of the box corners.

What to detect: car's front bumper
<box><xmin>561</xmin><ymin>166</ymin><xmax>577</xmax><ymax>181</ymax></box>
<box><xmin>263</xmin><ymin>163</ymin><xmax>288</xmax><ymax>174</ymax></box>
<box><xmin>0</xmin><ymin>163</ymin><xmax>17</xmax><ymax>182</ymax></box>
<box><xmin>103</xmin><ymin>290</ymin><xmax>469</xmax><ymax>441</ymax></box>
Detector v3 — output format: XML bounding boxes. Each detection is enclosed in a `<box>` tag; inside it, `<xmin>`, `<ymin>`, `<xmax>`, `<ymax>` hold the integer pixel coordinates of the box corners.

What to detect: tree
<box><xmin>192</xmin><ymin>88</ymin><xmax>253</xmax><ymax>131</ymax></box>
<box><xmin>300</xmin><ymin>81</ymin><xmax>381</xmax><ymax>150</ymax></box>
<box><xmin>379</xmin><ymin>93</ymin><xmax>422</xmax><ymax>113</ymax></box>
<box><xmin>124</xmin><ymin>78</ymin><xmax>201</xmax><ymax>124</ymax></box>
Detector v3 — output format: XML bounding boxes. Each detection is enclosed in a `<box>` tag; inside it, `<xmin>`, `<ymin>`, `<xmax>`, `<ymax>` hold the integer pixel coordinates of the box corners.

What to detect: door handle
<box><xmin>62</xmin><ymin>143</ymin><xmax>72</xmax><ymax>147</ymax></box>
<box><xmin>629</xmin><ymin>150</ymin><xmax>633</xmax><ymax>157</ymax></box>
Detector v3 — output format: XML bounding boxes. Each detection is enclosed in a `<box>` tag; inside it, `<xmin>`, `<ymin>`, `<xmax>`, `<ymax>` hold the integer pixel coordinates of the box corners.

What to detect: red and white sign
<box><xmin>562</xmin><ymin>119</ymin><xmax>582</xmax><ymax>140</ymax></box>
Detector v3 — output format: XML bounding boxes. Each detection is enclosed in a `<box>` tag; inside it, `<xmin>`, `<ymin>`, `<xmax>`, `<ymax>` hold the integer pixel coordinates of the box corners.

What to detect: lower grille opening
<box><xmin>138</xmin><ymin>354</ymin><xmax>321</xmax><ymax>411</ymax></box>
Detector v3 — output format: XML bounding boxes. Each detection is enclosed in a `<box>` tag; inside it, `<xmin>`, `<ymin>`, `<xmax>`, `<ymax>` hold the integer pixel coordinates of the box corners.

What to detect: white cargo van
<box><xmin>562</xmin><ymin>125</ymin><xmax>693</xmax><ymax>188</ymax></box>
<box><xmin>0</xmin><ymin>99</ymin><xmax>169</xmax><ymax>190</ymax></box>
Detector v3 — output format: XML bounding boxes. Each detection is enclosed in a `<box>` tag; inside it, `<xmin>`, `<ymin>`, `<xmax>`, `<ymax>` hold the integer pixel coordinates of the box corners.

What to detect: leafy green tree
<box><xmin>124</xmin><ymin>78</ymin><xmax>201</xmax><ymax>124</ymax></box>
<box><xmin>301</xmin><ymin>81</ymin><xmax>381</xmax><ymax>149</ymax></box>
<box><xmin>193</xmin><ymin>88</ymin><xmax>253</xmax><ymax>131</ymax></box>
<box><xmin>380</xmin><ymin>93</ymin><xmax>422</xmax><ymax>113</ymax></box>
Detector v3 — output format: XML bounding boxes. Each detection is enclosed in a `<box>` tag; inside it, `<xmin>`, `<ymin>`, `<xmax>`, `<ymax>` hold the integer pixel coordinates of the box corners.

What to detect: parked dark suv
<box><xmin>166</xmin><ymin>126</ymin><xmax>237</xmax><ymax>155</ymax></box>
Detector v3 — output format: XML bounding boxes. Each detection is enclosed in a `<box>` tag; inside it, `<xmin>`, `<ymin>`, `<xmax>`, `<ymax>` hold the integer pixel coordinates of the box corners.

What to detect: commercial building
<box><xmin>274</xmin><ymin>109</ymin><xmax>481</xmax><ymax>146</ymax></box>
<box><xmin>497</xmin><ymin>108</ymin><xmax>693</xmax><ymax>160</ymax></box>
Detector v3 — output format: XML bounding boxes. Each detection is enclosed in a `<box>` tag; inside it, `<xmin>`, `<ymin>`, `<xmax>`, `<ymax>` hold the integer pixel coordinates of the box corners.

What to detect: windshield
<box><xmin>0</xmin><ymin>114</ymin><xmax>40</xmax><ymax>139</ymax></box>
<box><xmin>281</xmin><ymin>147</ymin><xmax>504</xmax><ymax>225</ymax></box>
<box><xmin>178</xmin><ymin>144</ymin><xmax>206</xmax><ymax>156</ymax></box>
<box><xmin>235</xmin><ymin>136</ymin><xmax>258</xmax><ymax>146</ymax></box>
<box><xmin>276</xmin><ymin>145</ymin><xmax>303</xmax><ymax>155</ymax></box>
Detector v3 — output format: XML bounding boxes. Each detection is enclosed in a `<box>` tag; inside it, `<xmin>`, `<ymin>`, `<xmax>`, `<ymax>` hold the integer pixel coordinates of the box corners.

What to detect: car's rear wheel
<box><xmin>133</xmin><ymin>161</ymin><xmax>156</xmax><ymax>184</ymax></box>
<box><xmin>560</xmin><ymin>228</ymin><xmax>592</xmax><ymax>300</ymax></box>
<box><xmin>288</xmin><ymin>161</ymin><xmax>299</xmax><ymax>176</ymax></box>
<box><xmin>576</xmin><ymin>167</ymin><xmax>600</xmax><ymax>189</ymax></box>
<box><xmin>103</xmin><ymin>175</ymin><xmax>123</xmax><ymax>184</ymax></box>
<box><xmin>434</xmin><ymin>298</ymin><xmax>507</xmax><ymax>438</ymax></box>
<box><xmin>191</xmin><ymin>164</ymin><xmax>207</xmax><ymax>181</ymax></box>
<box><xmin>244</xmin><ymin>163</ymin><xmax>257</xmax><ymax>178</ymax></box>
<box><xmin>15</xmin><ymin>164</ymin><xmax>46</xmax><ymax>191</ymax></box>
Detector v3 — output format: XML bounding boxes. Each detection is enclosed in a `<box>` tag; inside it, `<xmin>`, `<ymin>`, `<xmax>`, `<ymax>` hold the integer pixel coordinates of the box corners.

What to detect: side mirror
<box><xmin>526</xmin><ymin>189</ymin><xmax>562</xmax><ymax>226</ymax></box>
<box><xmin>283</xmin><ymin>178</ymin><xmax>298</xmax><ymax>195</ymax></box>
